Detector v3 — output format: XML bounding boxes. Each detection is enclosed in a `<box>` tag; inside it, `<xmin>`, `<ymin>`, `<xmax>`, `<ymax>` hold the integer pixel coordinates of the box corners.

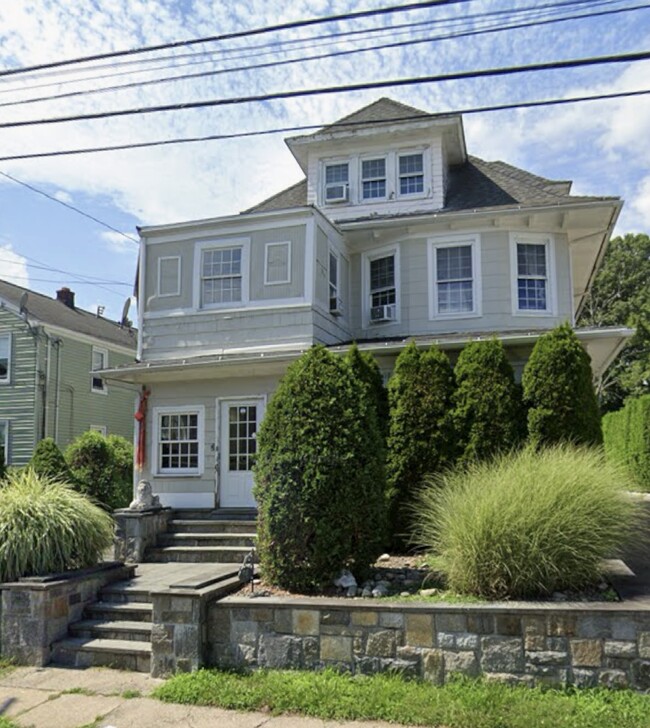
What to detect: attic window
<box><xmin>324</xmin><ymin>163</ymin><xmax>349</xmax><ymax>203</ymax></box>
<box><xmin>361</xmin><ymin>158</ymin><xmax>386</xmax><ymax>200</ymax></box>
<box><xmin>398</xmin><ymin>153</ymin><xmax>424</xmax><ymax>195</ymax></box>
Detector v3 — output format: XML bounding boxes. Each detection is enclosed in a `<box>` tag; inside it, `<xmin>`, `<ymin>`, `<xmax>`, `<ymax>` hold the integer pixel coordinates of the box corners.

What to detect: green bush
<box><xmin>65</xmin><ymin>431</ymin><xmax>133</xmax><ymax>510</ymax></box>
<box><xmin>413</xmin><ymin>445</ymin><xmax>638</xmax><ymax>599</ymax></box>
<box><xmin>30</xmin><ymin>437</ymin><xmax>73</xmax><ymax>482</ymax></box>
<box><xmin>0</xmin><ymin>468</ymin><xmax>114</xmax><ymax>582</ymax></box>
<box><xmin>522</xmin><ymin>323</ymin><xmax>602</xmax><ymax>447</ymax></box>
<box><xmin>386</xmin><ymin>342</ymin><xmax>455</xmax><ymax>548</ymax></box>
<box><xmin>345</xmin><ymin>344</ymin><xmax>389</xmax><ymax>439</ymax></box>
<box><xmin>603</xmin><ymin>395</ymin><xmax>650</xmax><ymax>490</ymax></box>
<box><xmin>452</xmin><ymin>340</ymin><xmax>524</xmax><ymax>465</ymax></box>
<box><xmin>254</xmin><ymin>345</ymin><xmax>386</xmax><ymax>592</ymax></box>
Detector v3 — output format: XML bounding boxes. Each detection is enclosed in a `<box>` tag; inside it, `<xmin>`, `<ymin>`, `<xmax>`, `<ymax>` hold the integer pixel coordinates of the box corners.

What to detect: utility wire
<box><xmin>2</xmin><ymin>88</ymin><xmax>648</xmax><ymax>162</ymax></box>
<box><xmin>0</xmin><ymin>0</ymin><xmax>607</xmax><ymax>88</ymax></box>
<box><xmin>1</xmin><ymin>49</ymin><xmax>649</xmax><ymax>130</ymax></box>
<box><xmin>2</xmin><ymin>273</ymin><xmax>132</xmax><ymax>286</ymax></box>
<box><xmin>0</xmin><ymin>255</ymin><xmax>132</xmax><ymax>284</ymax></box>
<box><xmin>1</xmin><ymin>1</ymin><xmax>641</xmax><ymax>110</ymax></box>
<box><xmin>0</xmin><ymin>0</ymin><xmax>469</xmax><ymax>80</ymax></box>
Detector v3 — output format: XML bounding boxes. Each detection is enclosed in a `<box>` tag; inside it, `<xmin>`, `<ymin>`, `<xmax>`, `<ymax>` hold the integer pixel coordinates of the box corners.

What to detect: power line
<box><xmin>2</xmin><ymin>274</ymin><xmax>132</xmax><ymax>286</ymax></box>
<box><xmin>0</xmin><ymin>171</ymin><xmax>139</xmax><ymax>245</ymax></box>
<box><xmin>0</xmin><ymin>255</ymin><xmax>132</xmax><ymax>284</ymax></box>
<box><xmin>2</xmin><ymin>49</ymin><xmax>649</xmax><ymax>130</ymax></box>
<box><xmin>2</xmin><ymin>87</ymin><xmax>648</xmax><ymax>163</ymax></box>
<box><xmin>2</xmin><ymin>1</ymin><xmax>642</xmax><ymax>111</ymax></box>
<box><xmin>0</xmin><ymin>0</ymin><xmax>469</xmax><ymax>80</ymax></box>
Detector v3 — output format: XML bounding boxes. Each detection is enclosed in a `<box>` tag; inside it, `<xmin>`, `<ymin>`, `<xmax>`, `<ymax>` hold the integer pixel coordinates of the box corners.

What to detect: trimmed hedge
<box><xmin>254</xmin><ymin>345</ymin><xmax>386</xmax><ymax>592</ymax></box>
<box><xmin>386</xmin><ymin>342</ymin><xmax>455</xmax><ymax>548</ymax></box>
<box><xmin>603</xmin><ymin>395</ymin><xmax>650</xmax><ymax>490</ymax></box>
<box><xmin>522</xmin><ymin>323</ymin><xmax>602</xmax><ymax>447</ymax></box>
<box><xmin>452</xmin><ymin>339</ymin><xmax>524</xmax><ymax>465</ymax></box>
<box><xmin>345</xmin><ymin>344</ymin><xmax>389</xmax><ymax>439</ymax></box>
<box><xmin>30</xmin><ymin>437</ymin><xmax>73</xmax><ymax>482</ymax></box>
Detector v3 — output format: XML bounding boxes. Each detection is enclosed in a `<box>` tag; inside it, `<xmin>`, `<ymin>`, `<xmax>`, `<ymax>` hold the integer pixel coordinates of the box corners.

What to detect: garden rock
<box><xmin>334</xmin><ymin>570</ymin><xmax>357</xmax><ymax>590</ymax></box>
<box><xmin>372</xmin><ymin>584</ymin><xmax>389</xmax><ymax>598</ymax></box>
<box><xmin>420</xmin><ymin>588</ymin><xmax>439</xmax><ymax>597</ymax></box>
<box><xmin>378</xmin><ymin>553</ymin><xmax>390</xmax><ymax>562</ymax></box>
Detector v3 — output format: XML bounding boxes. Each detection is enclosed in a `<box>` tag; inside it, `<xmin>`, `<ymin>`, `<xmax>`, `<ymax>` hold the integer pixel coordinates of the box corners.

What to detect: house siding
<box><xmin>0</xmin><ymin>308</ymin><xmax>37</xmax><ymax>465</ymax></box>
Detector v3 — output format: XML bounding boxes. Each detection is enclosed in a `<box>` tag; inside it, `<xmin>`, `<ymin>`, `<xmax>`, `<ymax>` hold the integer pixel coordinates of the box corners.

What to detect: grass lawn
<box><xmin>154</xmin><ymin>668</ymin><xmax>650</xmax><ymax>728</ymax></box>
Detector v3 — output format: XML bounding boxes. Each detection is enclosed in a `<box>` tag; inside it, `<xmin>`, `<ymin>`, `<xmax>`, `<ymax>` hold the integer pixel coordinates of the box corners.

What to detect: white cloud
<box><xmin>0</xmin><ymin>244</ymin><xmax>30</xmax><ymax>288</ymax></box>
<box><xmin>100</xmin><ymin>230</ymin><xmax>139</xmax><ymax>255</ymax></box>
<box><xmin>628</xmin><ymin>175</ymin><xmax>650</xmax><ymax>230</ymax></box>
<box><xmin>53</xmin><ymin>189</ymin><xmax>73</xmax><ymax>204</ymax></box>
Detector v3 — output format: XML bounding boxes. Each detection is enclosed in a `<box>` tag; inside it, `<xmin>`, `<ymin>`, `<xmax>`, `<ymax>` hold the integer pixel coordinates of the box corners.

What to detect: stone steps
<box><xmin>52</xmin><ymin>637</ymin><xmax>151</xmax><ymax>672</ymax></box>
<box><xmin>145</xmin><ymin>545</ymin><xmax>250</xmax><ymax>563</ymax></box>
<box><xmin>86</xmin><ymin>600</ymin><xmax>153</xmax><ymax>622</ymax></box>
<box><xmin>157</xmin><ymin>532</ymin><xmax>256</xmax><ymax>548</ymax></box>
<box><xmin>167</xmin><ymin>519</ymin><xmax>256</xmax><ymax>534</ymax></box>
<box><xmin>100</xmin><ymin>584</ymin><xmax>152</xmax><ymax>604</ymax></box>
<box><xmin>69</xmin><ymin>619</ymin><xmax>153</xmax><ymax>642</ymax></box>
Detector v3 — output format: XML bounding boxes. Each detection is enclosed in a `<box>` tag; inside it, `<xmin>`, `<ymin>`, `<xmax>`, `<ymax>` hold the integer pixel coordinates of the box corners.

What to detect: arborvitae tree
<box><xmin>30</xmin><ymin>438</ymin><xmax>73</xmax><ymax>482</ymax></box>
<box><xmin>522</xmin><ymin>323</ymin><xmax>603</xmax><ymax>447</ymax></box>
<box><xmin>386</xmin><ymin>342</ymin><xmax>455</xmax><ymax>548</ymax></box>
<box><xmin>254</xmin><ymin>345</ymin><xmax>386</xmax><ymax>592</ymax></box>
<box><xmin>345</xmin><ymin>343</ymin><xmax>389</xmax><ymax>439</ymax></box>
<box><xmin>66</xmin><ymin>430</ymin><xmax>126</xmax><ymax>509</ymax></box>
<box><xmin>452</xmin><ymin>339</ymin><xmax>524</xmax><ymax>466</ymax></box>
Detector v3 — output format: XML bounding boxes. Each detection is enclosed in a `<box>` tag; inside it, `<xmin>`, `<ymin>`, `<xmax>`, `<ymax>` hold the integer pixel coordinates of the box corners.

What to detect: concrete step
<box><xmin>145</xmin><ymin>545</ymin><xmax>250</xmax><ymax>563</ymax></box>
<box><xmin>168</xmin><ymin>519</ymin><xmax>256</xmax><ymax>534</ymax></box>
<box><xmin>86</xmin><ymin>601</ymin><xmax>153</xmax><ymax>623</ymax></box>
<box><xmin>100</xmin><ymin>584</ymin><xmax>152</xmax><ymax>604</ymax></box>
<box><xmin>70</xmin><ymin>619</ymin><xmax>153</xmax><ymax>642</ymax></box>
<box><xmin>157</xmin><ymin>532</ymin><xmax>256</xmax><ymax>548</ymax></box>
<box><xmin>51</xmin><ymin>637</ymin><xmax>151</xmax><ymax>672</ymax></box>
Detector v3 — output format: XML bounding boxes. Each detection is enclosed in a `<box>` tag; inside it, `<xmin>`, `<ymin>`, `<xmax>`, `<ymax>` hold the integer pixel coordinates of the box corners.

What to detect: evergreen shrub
<box><xmin>345</xmin><ymin>344</ymin><xmax>389</xmax><ymax>438</ymax></box>
<box><xmin>30</xmin><ymin>437</ymin><xmax>73</xmax><ymax>482</ymax></box>
<box><xmin>386</xmin><ymin>342</ymin><xmax>455</xmax><ymax>547</ymax></box>
<box><xmin>0</xmin><ymin>468</ymin><xmax>114</xmax><ymax>582</ymax></box>
<box><xmin>522</xmin><ymin>323</ymin><xmax>602</xmax><ymax>447</ymax></box>
<box><xmin>603</xmin><ymin>395</ymin><xmax>650</xmax><ymax>490</ymax></box>
<box><xmin>452</xmin><ymin>339</ymin><xmax>523</xmax><ymax>465</ymax></box>
<box><xmin>413</xmin><ymin>445</ymin><xmax>638</xmax><ymax>599</ymax></box>
<box><xmin>65</xmin><ymin>431</ymin><xmax>134</xmax><ymax>510</ymax></box>
<box><xmin>254</xmin><ymin>345</ymin><xmax>386</xmax><ymax>592</ymax></box>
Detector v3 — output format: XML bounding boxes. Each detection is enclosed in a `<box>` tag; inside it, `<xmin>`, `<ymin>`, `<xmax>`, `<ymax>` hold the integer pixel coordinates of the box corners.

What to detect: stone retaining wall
<box><xmin>208</xmin><ymin>597</ymin><xmax>650</xmax><ymax>690</ymax></box>
<box><xmin>0</xmin><ymin>562</ymin><xmax>135</xmax><ymax>666</ymax></box>
<box><xmin>113</xmin><ymin>507</ymin><xmax>172</xmax><ymax>563</ymax></box>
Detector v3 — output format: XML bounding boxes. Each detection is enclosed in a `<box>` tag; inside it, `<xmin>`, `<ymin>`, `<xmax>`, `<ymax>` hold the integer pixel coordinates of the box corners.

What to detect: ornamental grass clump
<box><xmin>413</xmin><ymin>445</ymin><xmax>639</xmax><ymax>600</ymax></box>
<box><xmin>0</xmin><ymin>468</ymin><xmax>114</xmax><ymax>582</ymax></box>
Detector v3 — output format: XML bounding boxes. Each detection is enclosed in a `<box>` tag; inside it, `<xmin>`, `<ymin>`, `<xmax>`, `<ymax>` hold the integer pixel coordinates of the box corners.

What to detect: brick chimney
<box><xmin>56</xmin><ymin>287</ymin><xmax>75</xmax><ymax>309</ymax></box>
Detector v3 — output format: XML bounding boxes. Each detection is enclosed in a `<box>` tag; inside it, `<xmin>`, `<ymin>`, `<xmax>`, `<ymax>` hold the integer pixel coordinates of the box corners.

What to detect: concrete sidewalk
<box><xmin>0</xmin><ymin>666</ymin><xmax>398</xmax><ymax>728</ymax></box>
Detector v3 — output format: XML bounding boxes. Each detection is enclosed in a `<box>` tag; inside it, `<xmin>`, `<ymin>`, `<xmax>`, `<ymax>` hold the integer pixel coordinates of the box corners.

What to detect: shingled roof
<box><xmin>0</xmin><ymin>279</ymin><xmax>137</xmax><ymax>350</ymax></box>
<box><xmin>244</xmin><ymin>156</ymin><xmax>617</xmax><ymax>217</ymax></box>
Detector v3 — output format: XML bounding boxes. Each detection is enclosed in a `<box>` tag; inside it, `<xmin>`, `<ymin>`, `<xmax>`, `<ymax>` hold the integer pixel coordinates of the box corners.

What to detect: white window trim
<box><xmin>152</xmin><ymin>405</ymin><xmax>205</xmax><ymax>477</ymax></box>
<box><xmin>321</xmin><ymin>157</ymin><xmax>351</xmax><ymax>205</ymax></box>
<box><xmin>91</xmin><ymin>346</ymin><xmax>108</xmax><ymax>395</ymax></box>
<box><xmin>328</xmin><ymin>244</ymin><xmax>340</xmax><ymax>314</ymax></box>
<box><xmin>509</xmin><ymin>233</ymin><xmax>557</xmax><ymax>317</ymax></box>
<box><xmin>157</xmin><ymin>255</ymin><xmax>181</xmax><ymax>298</ymax></box>
<box><xmin>90</xmin><ymin>425</ymin><xmax>107</xmax><ymax>436</ymax></box>
<box><xmin>0</xmin><ymin>419</ymin><xmax>8</xmax><ymax>465</ymax></box>
<box><xmin>263</xmin><ymin>240</ymin><xmax>292</xmax><ymax>286</ymax></box>
<box><xmin>0</xmin><ymin>332</ymin><xmax>11</xmax><ymax>385</ymax></box>
<box><xmin>361</xmin><ymin>244</ymin><xmax>401</xmax><ymax>328</ymax></box>
<box><xmin>396</xmin><ymin>148</ymin><xmax>429</xmax><ymax>200</ymax></box>
<box><xmin>428</xmin><ymin>234</ymin><xmax>482</xmax><ymax>320</ymax></box>
<box><xmin>359</xmin><ymin>154</ymin><xmax>388</xmax><ymax>202</ymax></box>
<box><xmin>193</xmin><ymin>237</ymin><xmax>250</xmax><ymax>310</ymax></box>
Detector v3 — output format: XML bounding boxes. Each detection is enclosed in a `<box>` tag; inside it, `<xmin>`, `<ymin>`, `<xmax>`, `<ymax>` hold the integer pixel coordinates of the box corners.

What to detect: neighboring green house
<box><xmin>0</xmin><ymin>279</ymin><xmax>137</xmax><ymax>466</ymax></box>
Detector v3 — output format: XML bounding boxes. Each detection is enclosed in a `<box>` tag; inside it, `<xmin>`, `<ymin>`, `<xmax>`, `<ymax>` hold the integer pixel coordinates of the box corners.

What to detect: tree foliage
<box><xmin>452</xmin><ymin>339</ymin><xmax>524</xmax><ymax>465</ymax></box>
<box><xmin>345</xmin><ymin>343</ymin><xmax>389</xmax><ymax>439</ymax></box>
<box><xmin>603</xmin><ymin>394</ymin><xmax>650</xmax><ymax>490</ymax></box>
<box><xmin>578</xmin><ymin>233</ymin><xmax>650</xmax><ymax>410</ymax></box>
<box><xmin>254</xmin><ymin>346</ymin><xmax>386</xmax><ymax>592</ymax></box>
<box><xmin>30</xmin><ymin>437</ymin><xmax>73</xmax><ymax>482</ymax></box>
<box><xmin>386</xmin><ymin>342</ymin><xmax>455</xmax><ymax>547</ymax></box>
<box><xmin>522</xmin><ymin>323</ymin><xmax>602</xmax><ymax>447</ymax></box>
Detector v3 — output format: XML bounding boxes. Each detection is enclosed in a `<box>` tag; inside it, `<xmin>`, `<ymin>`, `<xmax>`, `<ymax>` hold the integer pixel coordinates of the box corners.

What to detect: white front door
<box><xmin>218</xmin><ymin>398</ymin><xmax>264</xmax><ymax>508</ymax></box>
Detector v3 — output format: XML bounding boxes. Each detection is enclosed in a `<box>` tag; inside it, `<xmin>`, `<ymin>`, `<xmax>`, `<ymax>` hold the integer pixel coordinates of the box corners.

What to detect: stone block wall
<box><xmin>208</xmin><ymin>598</ymin><xmax>650</xmax><ymax>690</ymax></box>
<box><xmin>113</xmin><ymin>507</ymin><xmax>172</xmax><ymax>563</ymax></box>
<box><xmin>0</xmin><ymin>563</ymin><xmax>135</xmax><ymax>666</ymax></box>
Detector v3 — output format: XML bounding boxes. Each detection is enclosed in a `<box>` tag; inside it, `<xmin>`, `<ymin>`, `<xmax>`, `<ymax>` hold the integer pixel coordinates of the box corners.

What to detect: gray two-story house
<box><xmin>105</xmin><ymin>98</ymin><xmax>631</xmax><ymax>510</ymax></box>
<box><xmin>0</xmin><ymin>280</ymin><xmax>137</xmax><ymax>466</ymax></box>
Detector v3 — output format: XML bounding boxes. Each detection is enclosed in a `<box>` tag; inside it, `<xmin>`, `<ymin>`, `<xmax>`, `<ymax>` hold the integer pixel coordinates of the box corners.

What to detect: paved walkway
<box><xmin>110</xmin><ymin>562</ymin><xmax>239</xmax><ymax>592</ymax></box>
<box><xmin>0</xmin><ymin>666</ymin><xmax>399</xmax><ymax>728</ymax></box>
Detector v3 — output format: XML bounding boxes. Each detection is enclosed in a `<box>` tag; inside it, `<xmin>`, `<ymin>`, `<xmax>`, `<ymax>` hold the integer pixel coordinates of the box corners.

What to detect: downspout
<box><xmin>53</xmin><ymin>339</ymin><xmax>63</xmax><ymax>444</ymax></box>
<box><xmin>43</xmin><ymin>336</ymin><xmax>51</xmax><ymax>438</ymax></box>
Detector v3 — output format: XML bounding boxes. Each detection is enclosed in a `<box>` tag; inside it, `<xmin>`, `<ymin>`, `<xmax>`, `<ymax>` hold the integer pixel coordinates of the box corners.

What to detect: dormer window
<box><xmin>361</xmin><ymin>158</ymin><xmax>386</xmax><ymax>200</ymax></box>
<box><xmin>398</xmin><ymin>153</ymin><xmax>424</xmax><ymax>195</ymax></box>
<box><xmin>324</xmin><ymin>163</ymin><xmax>349</xmax><ymax>203</ymax></box>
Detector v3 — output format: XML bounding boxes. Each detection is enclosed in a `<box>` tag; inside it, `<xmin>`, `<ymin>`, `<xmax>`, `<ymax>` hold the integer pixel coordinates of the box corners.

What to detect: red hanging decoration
<box><xmin>134</xmin><ymin>387</ymin><xmax>150</xmax><ymax>471</ymax></box>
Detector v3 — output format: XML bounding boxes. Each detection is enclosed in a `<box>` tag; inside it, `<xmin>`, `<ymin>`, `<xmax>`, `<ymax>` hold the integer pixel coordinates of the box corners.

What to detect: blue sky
<box><xmin>0</xmin><ymin>0</ymin><xmax>648</xmax><ymax>321</ymax></box>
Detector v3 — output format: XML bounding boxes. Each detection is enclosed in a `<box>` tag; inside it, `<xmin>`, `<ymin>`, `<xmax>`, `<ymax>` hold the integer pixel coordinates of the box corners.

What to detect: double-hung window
<box><xmin>398</xmin><ymin>153</ymin><xmax>424</xmax><ymax>195</ymax></box>
<box><xmin>429</xmin><ymin>236</ymin><xmax>480</xmax><ymax>318</ymax></box>
<box><xmin>156</xmin><ymin>407</ymin><xmax>204</xmax><ymax>475</ymax></box>
<box><xmin>202</xmin><ymin>247</ymin><xmax>242</xmax><ymax>305</ymax></box>
<box><xmin>361</xmin><ymin>158</ymin><xmax>386</xmax><ymax>200</ymax></box>
<box><xmin>91</xmin><ymin>347</ymin><xmax>107</xmax><ymax>393</ymax></box>
<box><xmin>329</xmin><ymin>250</ymin><xmax>341</xmax><ymax>314</ymax></box>
<box><xmin>324</xmin><ymin>162</ymin><xmax>349</xmax><ymax>203</ymax></box>
<box><xmin>512</xmin><ymin>236</ymin><xmax>553</xmax><ymax>314</ymax></box>
<box><xmin>367</xmin><ymin>249</ymin><xmax>399</xmax><ymax>324</ymax></box>
<box><xmin>0</xmin><ymin>333</ymin><xmax>10</xmax><ymax>384</ymax></box>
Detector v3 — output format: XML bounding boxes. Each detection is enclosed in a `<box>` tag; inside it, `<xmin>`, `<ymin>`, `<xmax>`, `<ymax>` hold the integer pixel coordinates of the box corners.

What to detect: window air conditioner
<box><xmin>370</xmin><ymin>304</ymin><xmax>396</xmax><ymax>323</ymax></box>
<box><xmin>325</xmin><ymin>184</ymin><xmax>349</xmax><ymax>203</ymax></box>
<box><xmin>329</xmin><ymin>297</ymin><xmax>344</xmax><ymax>316</ymax></box>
